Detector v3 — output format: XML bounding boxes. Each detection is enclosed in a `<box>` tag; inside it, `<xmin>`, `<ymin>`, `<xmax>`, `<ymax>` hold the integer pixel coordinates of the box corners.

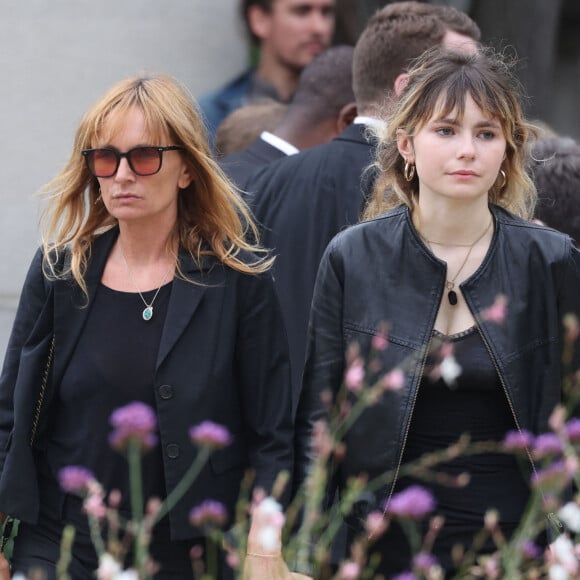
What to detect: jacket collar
<box><xmin>52</xmin><ymin>227</ymin><xmax>215</xmax><ymax>380</ymax></box>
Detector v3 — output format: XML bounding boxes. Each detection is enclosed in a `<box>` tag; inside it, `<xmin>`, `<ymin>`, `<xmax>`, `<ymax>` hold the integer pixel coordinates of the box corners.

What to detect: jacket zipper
<box><xmin>376</xmin><ymin>322</ymin><xmax>563</xmax><ymax>536</ymax></box>
<box><xmin>476</xmin><ymin>324</ymin><xmax>563</xmax><ymax>534</ymax></box>
<box><xmin>378</xmin><ymin>339</ymin><xmax>431</xmax><ymax>522</ymax></box>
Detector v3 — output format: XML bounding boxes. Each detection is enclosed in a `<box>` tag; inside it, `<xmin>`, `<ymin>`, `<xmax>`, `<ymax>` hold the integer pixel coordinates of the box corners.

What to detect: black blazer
<box><xmin>0</xmin><ymin>228</ymin><xmax>293</xmax><ymax>539</ymax></box>
<box><xmin>219</xmin><ymin>137</ymin><xmax>287</xmax><ymax>191</ymax></box>
<box><xmin>247</xmin><ymin>123</ymin><xmax>378</xmax><ymax>411</ymax></box>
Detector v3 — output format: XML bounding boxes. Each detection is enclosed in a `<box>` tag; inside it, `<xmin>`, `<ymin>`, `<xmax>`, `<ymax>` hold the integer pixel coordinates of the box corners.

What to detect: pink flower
<box><xmin>189</xmin><ymin>500</ymin><xmax>228</xmax><ymax>528</ymax></box>
<box><xmin>84</xmin><ymin>492</ymin><xmax>107</xmax><ymax>519</ymax></box>
<box><xmin>338</xmin><ymin>562</ymin><xmax>361</xmax><ymax>579</ymax></box>
<box><xmin>365</xmin><ymin>511</ymin><xmax>388</xmax><ymax>538</ymax></box>
<box><xmin>58</xmin><ymin>466</ymin><xmax>95</xmax><ymax>494</ymax></box>
<box><xmin>371</xmin><ymin>328</ymin><xmax>389</xmax><ymax>352</ymax></box>
<box><xmin>386</xmin><ymin>485</ymin><xmax>436</xmax><ymax>519</ymax></box>
<box><xmin>344</xmin><ymin>360</ymin><xmax>365</xmax><ymax>392</ymax></box>
<box><xmin>382</xmin><ymin>368</ymin><xmax>405</xmax><ymax>391</ymax></box>
<box><xmin>109</xmin><ymin>402</ymin><xmax>158</xmax><ymax>452</ymax></box>
<box><xmin>392</xmin><ymin>573</ymin><xmax>417</xmax><ymax>580</ymax></box>
<box><xmin>189</xmin><ymin>421</ymin><xmax>232</xmax><ymax>449</ymax></box>
<box><xmin>481</xmin><ymin>294</ymin><xmax>508</xmax><ymax>324</ymax></box>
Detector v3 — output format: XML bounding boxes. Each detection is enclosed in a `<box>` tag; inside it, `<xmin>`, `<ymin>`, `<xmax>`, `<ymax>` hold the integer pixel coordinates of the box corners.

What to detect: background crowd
<box><xmin>1</xmin><ymin>1</ymin><xmax>579</xmax><ymax>579</ymax></box>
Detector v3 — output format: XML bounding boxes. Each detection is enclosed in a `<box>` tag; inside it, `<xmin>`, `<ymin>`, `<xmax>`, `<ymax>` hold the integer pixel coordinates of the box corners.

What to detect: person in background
<box><xmin>215</xmin><ymin>99</ymin><xmax>288</xmax><ymax>157</ymax></box>
<box><xmin>246</xmin><ymin>1</ymin><xmax>481</xmax><ymax>411</ymax></box>
<box><xmin>0</xmin><ymin>73</ymin><xmax>293</xmax><ymax>579</ymax></box>
<box><xmin>198</xmin><ymin>0</ymin><xmax>336</xmax><ymax>146</ymax></box>
<box><xmin>528</xmin><ymin>135</ymin><xmax>580</xmax><ymax>245</ymax></box>
<box><xmin>220</xmin><ymin>44</ymin><xmax>356</xmax><ymax>189</ymax></box>
<box><xmin>297</xmin><ymin>46</ymin><xmax>580</xmax><ymax>577</ymax></box>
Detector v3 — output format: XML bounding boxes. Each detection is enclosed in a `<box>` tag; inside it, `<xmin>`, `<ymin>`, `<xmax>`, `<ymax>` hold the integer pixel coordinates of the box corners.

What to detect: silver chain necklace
<box><xmin>119</xmin><ymin>244</ymin><xmax>174</xmax><ymax>321</ymax></box>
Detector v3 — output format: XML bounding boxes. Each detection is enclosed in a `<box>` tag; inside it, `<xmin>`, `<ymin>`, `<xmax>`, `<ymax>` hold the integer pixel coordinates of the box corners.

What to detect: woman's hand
<box><xmin>0</xmin><ymin>551</ymin><xmax>10</xmax><ymax>580</ymax></box>
<box><xmin>243</xmin><ymin>497</ymin><xmax>313</xmax><ymax>580</ymax></box>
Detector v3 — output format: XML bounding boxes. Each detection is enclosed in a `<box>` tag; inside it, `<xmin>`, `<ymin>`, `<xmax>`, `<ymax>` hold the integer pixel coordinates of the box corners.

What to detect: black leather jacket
<box><xmin>295</xmin><ymin>204</ymin><xmax>580</xmax><ymax>521</ymax></box>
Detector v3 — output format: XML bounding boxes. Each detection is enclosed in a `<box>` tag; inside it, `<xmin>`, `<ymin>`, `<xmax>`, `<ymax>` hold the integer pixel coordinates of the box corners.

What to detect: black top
<box><xmin>375</xmin><ymin>327</ymin><xmax>530</xmax><ymax>575</ymax></box>
<box><xmin>46</xmin><ymin>282</ymin><xmax>172</xmax><ymax>516</ymax></box>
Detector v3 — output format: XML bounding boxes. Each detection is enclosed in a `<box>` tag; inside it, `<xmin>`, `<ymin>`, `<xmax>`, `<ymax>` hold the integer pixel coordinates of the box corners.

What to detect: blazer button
<box><xmin>166</xmin><ymin>443</ymin><xmax>180</xmax><ymax>459</ymax></box>
<box><xmin>159</xmin><ymin>384</ymin><xmax>174</xmax><ymax>400</ymax></box>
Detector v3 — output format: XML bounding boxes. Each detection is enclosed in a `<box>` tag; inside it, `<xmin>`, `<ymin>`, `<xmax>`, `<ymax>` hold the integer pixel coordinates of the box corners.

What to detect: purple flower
<box><xmin>189</xmin><ymin>421</ymin><xmax>232</xmax><ymax>449</ymax></box>
<box><xmin>386</xmin><ymin>485</ymin><xmax>436</xmax><ymax>520</ymax></box>
<box><xmin>519</xmin><ymin>540</ymin><xmax>541</xmax><ymax>560</ymax></box>
<box><xmin>189</xmin><ymin>500</ymin><xmax>228</xmax><ymax>528</ymax></box>
<box><xmin>413</xmin><ymin>552</ymin><xmax>438</xmax><ymax>572</ymax></box>
<box><xmin>531</xmin><ymin>461</ymin><xmax>571</xmax><ymax>491</ymax></box>
<box><xmin>58</xmin><ymin>466</ymin><xmax>95</xmax><ymax>494</ymax></box>
<box><xmin>565</xmin><ymin>418</ymin><xmax>580</xmax><ymax>442</ymax></box>
<box><xmin>533</xmin><ymin>433</ymin><xmax>563</xmax><ymax>459</ymax></box>
<box><xmin>392</xmin><ymin>573</ymin><xmax>418</xmax><ymax>580</ymax></box>
<box><xmin>503</xmin><ymin>429</ymin><xmax>535</xmax><ymax>451</ymax></box>
<box><xmin>108</xmin><ymin>401</ymin><xmax>158</xmax><ymax>452</ymax></box>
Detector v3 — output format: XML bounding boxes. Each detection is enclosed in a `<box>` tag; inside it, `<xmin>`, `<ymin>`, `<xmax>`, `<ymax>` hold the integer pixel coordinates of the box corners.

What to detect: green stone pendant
<box><xmin>142</xmin><ymin>306</ymin><xmax>153</xmax><ymax>321</ymax></box>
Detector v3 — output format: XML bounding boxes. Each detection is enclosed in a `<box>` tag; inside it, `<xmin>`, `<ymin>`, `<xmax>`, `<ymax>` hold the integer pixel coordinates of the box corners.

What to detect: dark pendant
<box><xmin>448</xmin><ymin>290</ymin><xmax>458</xmax><ymax>306</ymax></box>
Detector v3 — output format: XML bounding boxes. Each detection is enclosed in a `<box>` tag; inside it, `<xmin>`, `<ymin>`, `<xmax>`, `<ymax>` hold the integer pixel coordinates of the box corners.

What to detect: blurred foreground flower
<box><xmin>345</xmin><ymin>359</ymin><xmax>365</xmax><ymax>393</ymax></box>
<box><xmin>189</xmin><ymin>499</ymin><xmax>228</xmax><ymax>529</ymax></box>
<box><xmin>533</xmin><ymin>433</ymin><xmax>564</xmax><ymax>459</ymax></box>
<box><xmin>58</xmin><ymin>465</ymin><xmax>95</xmax><ymax>494</ymax></box>
<box><xmin>558</xmin><ymin>501</ymin><xmax>580</xmax><ymax>533</ymax></box>
<box><xmin>481</xmin><ymin>294</ymin><xmax>508</xmax><ymax>324</ymax></box>
<box><xmin>109</xmin><ymin>401</ymin><xmax>157</xmax><ymax>451</ymax></box>
<box><xmin>439</xmin><ymin>354</ymin><xmax>462</xmax><ymax>387</ymax></box>
<box><xmin>548</xmin><ymin>534</ymin><xmax>579</xmax><ymax>577</ymax></box>
<box><xmin>503</xmin><ymin>429</ymin><xmax>535</xmax><ymax>452</ymax></box>
<box><xmin>189</xmin><ymin>421</ymin><xmax>232</xmax><ymax>449</ymax></box>
<box><xmin>386</xmin><ymin>485</ymin><xmax>436</xmax><ymax>520</ymax></box>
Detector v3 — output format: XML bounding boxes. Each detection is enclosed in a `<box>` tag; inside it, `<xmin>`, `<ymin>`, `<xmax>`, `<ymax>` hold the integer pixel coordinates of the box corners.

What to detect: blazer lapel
<box><xmin>155</xmin><ymin>251</ymin><xmax>213</xmax><ymax>370</ymax></box>
<box><xmin>52</xmin><ymin>228</ymin><xmax>118</xmax><ymax>387</ymax></box>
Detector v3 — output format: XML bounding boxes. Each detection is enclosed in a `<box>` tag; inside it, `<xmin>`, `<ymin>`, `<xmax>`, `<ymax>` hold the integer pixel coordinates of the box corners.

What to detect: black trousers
<box><xmin>12</xmin><ymin>490</ymin><xmax>234</xmax><ymax>579</ymax></box>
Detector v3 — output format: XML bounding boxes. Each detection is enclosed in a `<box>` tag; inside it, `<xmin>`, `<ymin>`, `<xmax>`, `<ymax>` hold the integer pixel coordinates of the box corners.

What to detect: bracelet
<box><xmin>246</xmin><ymin>552</ymin><xmax>280</xmax><ymax>558</ymax></box>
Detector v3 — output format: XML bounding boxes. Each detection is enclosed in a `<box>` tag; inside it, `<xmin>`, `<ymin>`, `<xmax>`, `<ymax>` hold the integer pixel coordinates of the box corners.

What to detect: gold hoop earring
<box><xmin>498</xmin><ymin>169</ymin><xmax>507</xmax><ymax>189</ymax></box>
<box><xmin>404</xmin><ymin>161</ymin><xmax>415</xmax><ymax>182</ymax></box>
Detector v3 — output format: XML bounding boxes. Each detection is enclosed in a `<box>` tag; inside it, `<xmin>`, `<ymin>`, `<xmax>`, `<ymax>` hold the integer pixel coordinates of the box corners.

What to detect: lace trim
<box><xmin>432</xmin><ymin>325</ymin><xmax>477</xmax><ymax>341</ymax></box>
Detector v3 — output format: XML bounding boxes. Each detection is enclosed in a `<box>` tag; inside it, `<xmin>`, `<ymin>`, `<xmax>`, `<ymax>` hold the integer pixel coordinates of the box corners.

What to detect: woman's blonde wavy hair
<box><xmin>41</xmin><ymin>73</ymin><xmax>272</xmax><ymax>297</ymax></box>
<box><xmin>363</xmin><ymin>46</ymin><xmax>537</xmax><ymax>221</ymax></box>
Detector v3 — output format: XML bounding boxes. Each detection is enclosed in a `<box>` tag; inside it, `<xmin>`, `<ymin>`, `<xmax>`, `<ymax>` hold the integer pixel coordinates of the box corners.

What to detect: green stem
<box><xmin>153</xmin><ymin>446</ymin><xmax>212</xmax><ymax>525</ymax></box>
<box><xmin>128</xmin><ymin>438</ymin><xmax>146</xmax><ymax>575</ymax></box>
<box><xmin>56</xmin><ymin>524</ymin><xmax>75</xmax><ymax>580</ymax></box>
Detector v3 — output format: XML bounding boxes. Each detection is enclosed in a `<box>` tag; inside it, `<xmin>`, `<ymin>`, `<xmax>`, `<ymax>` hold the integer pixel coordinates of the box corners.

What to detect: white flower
<box><xmin>115</xmin><ymin>570</ymin><xmax>139</xmax><ymax>580</ymax></box>
<box><xmin>440</xmin><ymin>355</ymin><xmax>462</xmax><ymax>387</ymax></box>
<box><xmin>551</xmin><ymin>534</ymin><xmax>579</xmax><ymax>573</ymax></box>
<box><xmin>259</xmin><ymin>497</ymin><xmax>282</xmax><ymax>516</ymax></box>
<box><xmin>257</xmin><ymin>524</ymin><xmax>280</xmax><ymax>551</ymax></box>
<box><xmin>558</xmin><ymin>502</ymin><xmax>580</xmax><ymax>533</ymax></box>
<box><xmin>97</xmin><ymin>553</ymin><xmax>122</xmax><ymax>580</ymax></box>
<box><xmin>549</xmin><ymin>564</ymin><xmax>570</xmax><ymax>580</ymax></box>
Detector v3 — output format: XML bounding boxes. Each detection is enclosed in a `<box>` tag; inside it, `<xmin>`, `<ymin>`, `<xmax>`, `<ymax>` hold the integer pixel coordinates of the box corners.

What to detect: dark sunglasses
<box><xmin>81</xmin><ymin>146</ymin><xmax>185</xmax><ymax>177</ymax></box>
